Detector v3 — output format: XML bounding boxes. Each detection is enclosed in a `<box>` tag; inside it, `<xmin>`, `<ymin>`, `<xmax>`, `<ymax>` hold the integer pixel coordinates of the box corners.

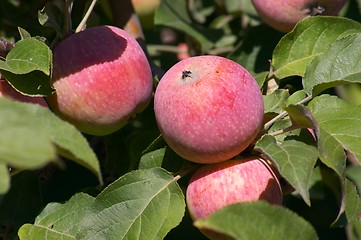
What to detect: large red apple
<box><xmin>47</xmin><ymin>25</ymin><xmax>153</xmax><ymax>136</ymax></box>
<box><xmin>154</xmin><ymin>56</ymin><xmax>264</xmax><ymax>164</ymax></box>
<box><xmin>251</xmin><ymin>0</ymin><xmax>347</xmax><ymax>32</ymax></box>
<box><xmin>186</xmin><ymin>158</ymin><xmax>283</xmax><ymax>221</ymax></box>
<box><xmin>0</xmin><ymin>80</ymin><xmax>48</xmax><ymax>107</ymax></box>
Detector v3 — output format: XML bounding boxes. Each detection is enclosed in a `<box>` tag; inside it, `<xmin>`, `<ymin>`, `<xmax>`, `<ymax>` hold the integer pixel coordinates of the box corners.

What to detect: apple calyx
<box><xmin>181</xmin><ymin>70</ymin><xmax>192</xmax><ymax>81</ymax></box>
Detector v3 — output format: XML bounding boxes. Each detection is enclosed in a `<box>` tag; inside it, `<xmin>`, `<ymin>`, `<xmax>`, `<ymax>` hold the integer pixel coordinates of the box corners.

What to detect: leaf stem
<box><xmin>268</xmin><ymin>125</ymin><xmax>299</xmax><ymax>137</ymax></box>
<box><xmin>173</xmin><ymin>162</ymin><xmax>200</xmax><ymax>180</ymax></box>
<box><xmin>75</xmin><ymin>0</ymin><xmax>98</xmax><ymax>33</ymax></box>
<box><xmin>264</xmin><ymin>95</ymin><xmax>313</xmax><ymax>130</ymax></box>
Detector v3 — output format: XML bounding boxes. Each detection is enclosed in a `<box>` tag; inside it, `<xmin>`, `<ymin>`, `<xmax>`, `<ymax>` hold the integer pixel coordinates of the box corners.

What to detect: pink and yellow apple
<box><xmin>154</xmin><ymin>55</ymin><xmax>264</xmax><ymax>164</ymax></box>
<box><xmin>0</xmin><ymin>80</ymin><xmax>48</xmax><ymax>107</ymax></box>
<box><xmin>251</xmin><ymin>0</ymin><xmax>347</xmax><ymax>32</ymax></box>
<box><xmin>186</xmin><ymin>158</ymin><xmax>283</xmax><ymax>221</ymax></box>
<box><xmin>131</xmin><ymin>0</ymin><xmax>160</xmax><ymax>29</ymax></box>
<box><xmin>47</xmin><ymin>25</ymin><xmax>153</xmax><ymax>136</ymax></box>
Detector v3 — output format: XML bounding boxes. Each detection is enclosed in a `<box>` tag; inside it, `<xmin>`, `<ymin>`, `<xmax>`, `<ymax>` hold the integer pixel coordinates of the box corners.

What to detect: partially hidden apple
<box><xmin>154</xmin><ymin>55</ymin><xmax>264</xmax><ymax>164</ymax></box>
<box><xmin>47</xmin><ymin>25</ymin><xmax>153</xmax><ymax>136</ymax></box>
<box><xmin>0</xmin><ymin>80</ymin><xmax>48</xmax><ymax>107</ymax></box>
<box><xmin>186</xmin><ymin>158</ymin><xmax>283</xmax><ymax>221</ymax></box>
<box><xmin>251</xmin><ymin>0</ymin><xmax>347</xmax><ymax>32</ymax></box>
<box><xmin>131</xmin><ymin>0</ymin><xmax>160</xmax><ymax>29</ymax></box>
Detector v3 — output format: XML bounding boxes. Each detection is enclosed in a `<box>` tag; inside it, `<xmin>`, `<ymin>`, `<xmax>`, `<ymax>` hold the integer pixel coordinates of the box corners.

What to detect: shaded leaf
<box><xmin>0</xmin><ymin>163</ymin><xmax>10</xmax><ymax>194</ymax></box>
<box><xmin>0</xmin><ymin>99</ymin><xmax>102</xmax><ymax>185</ymax></box>
<box><xmin>18</xmin><ymin>193</ymin><xmax>95</xmax><ymax>240</ymax></box>
<box><xmin>264</xmin><ymin>89</ymin><xmax>289</xmax><ymax>114</ymax></box>
<box><xmin>0</xmin><ymin>171</ymin><xmax>42</xmax><ymax>240</ymax></box>
<box><xmin>303</xmin><ymin>33</ymin><xmax>361</xmax><ymax>96</ymax></box>
<box><xmin>255</xmin><ymin>135</ymin><xmax>318</xmax><ymax>205</ymax></box>
<box><xmin>36</xmin><ymin>106</ymin><xmax>103</xmax><ymax>185</ymax></box>
<box><xmin>154</xmin><ymin>0</ymin><xmax>222</xmax><ymax>52</ymax></box>
<box><xmin>77</xmin><ymin>168</ymin><xmax>185</xmax><ymax>240</ymax></box>
<box><xmin>309</xmin><ymin>95</ymin><xmax>361</xmax><ymax>163</ymax></box>
<box><xmin>344</xmin><ymin>179</ymin><xmax>361</xmax><ymax>223</ymax></box>
<box><xmin>1</xmin><ymin>70</ymin><xmax>54</xmax><ymax>96</ymax></box>
<box><xmin>272</xmin><ymin>16</ymin><xmax>361</xmax><ymax>79</ymax></box>
<box><xmin>0</xmin><ymin>99</ymin><xmax>56</xmax><ymax>169</ymax></box>
<box><xmin>195</xmin><ymin>201</ymin><xmax>318</xmax><ymax>240</ymax></box>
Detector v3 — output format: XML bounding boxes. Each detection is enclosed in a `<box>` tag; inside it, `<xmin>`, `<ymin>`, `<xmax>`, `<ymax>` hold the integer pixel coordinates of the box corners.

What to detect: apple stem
<box><xmin>75</xmin><ymin>0</ymin><xmax>98</xmax><ymax>33</ymax></box>
<box><xmin>264</xmin><ymin>95</ymin><xmax>313</xmax><ymax>130</ymax></box>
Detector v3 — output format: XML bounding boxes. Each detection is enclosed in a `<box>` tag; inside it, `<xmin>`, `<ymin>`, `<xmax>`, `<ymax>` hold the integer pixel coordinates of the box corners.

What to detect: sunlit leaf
<box><xmin>256</xmin><ymin>135</ymin><xmax>318</xmax><ymax>205</ymax></box>
<box><xmin>77</xmin><ymin>168</ymin><xmax>185</xmax><ymax>240</ymax></box>
<box><xmin>272</xmin><ymin>16</ymin><xmax>361</xmax><ymax>79</ymax></box>
<box><xmin>18</xmin><ymin>193</ymin><xmax>95</xmax><ymax>240</ymax></box>
<box><xmin>195</xmin><ymin>201</ymin><xmax>318</xmax><ymax>240</ymax></box>
<box><xmin>303</xmin><ymin>33</ymin><xmax>361</xmax><ymax>96</ymax></box>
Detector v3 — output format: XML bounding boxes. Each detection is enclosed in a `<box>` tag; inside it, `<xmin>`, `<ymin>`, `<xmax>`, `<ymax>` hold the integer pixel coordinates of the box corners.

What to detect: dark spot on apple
<box><xmin>182</xmin><ymin>70</ymin><xmax>192</xmax><ymax>79</ymax></box>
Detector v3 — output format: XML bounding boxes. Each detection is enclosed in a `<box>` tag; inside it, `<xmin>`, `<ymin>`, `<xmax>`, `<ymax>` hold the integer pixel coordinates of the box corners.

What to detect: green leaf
<box><xmin>344</xmin><ymin>179</ymin><xmax>361</xmax><ymax>223</ymax></box>
<box><xmin>0</xmin><ymin>38</ymin><xmax>52</xmax><ymax>75</ymax></box>
<box><xmin>309</xmin><ymin>95</ymin><xmax>361</xmax><ymax>163</ymax></box>
<box><xmin>263</xmin><ymin>89</ymin><xmax>289</xmax><ymax>114</ymax></box>
<box><xmin>0</xmin><ymin>99</ymin><xmax>57</xmax><ymax>169</ymax></box>
<box><xmin>1</xmin><ymin>70</ymin><xmax>54</xmax><ymax>96</ymax></box>
<box><xmin>272</xmin><ymin>16</ymin><xmax>361</xmax><ymax>79</ymax></box>
<box><xmin>255</xmin><ymin>135</ymin><xmax>318</xmax><ymax>206</ymax></box>
<box><xmin>229</xmin><ymin>25</ymin><xmax>283</xmax><ymax>73</ymax></box>
<box><xmin>0</xmin><ymin>163</ymin><xmax>10</xmax><ymax>194</ymax></box>
<box><xmin>0</xmin><ymin>99</ymin><xmax>102</xmax><ymax>185</ymax></box>
<box><xmin>138</xmin><ymin>148</ymin><xmax>166</xmax><ymax>169</ymax></box>
<box><xmin>36</xmin><ymin>108</ymin><xmax>103</xmax><ymax>185</ymax></box>
<box><xmin>195</xmin><ymin>201</ymin><xmax>318</xmax><ymax>240</ymax></box>
<box><xmin>77</xmin><ymin>168</ymin><xmax>185</xmax><ymax>240</ymax></box>
<box><xmin>303</xmin><ymin>33</ymin><xmax>361</xmax><ymax>96</ymax></box>
<box><xmin>286</xmin><ymin>90</ymin><xmax>307</xmax><ymax>106</ymax></box>
<box><xmin>18</xmin><ymin>193</ymin><xmax>95</xmax><ymax>240</ymax></box>
<box><xmin>38</xmin><ymin>2</ymin><xmax>63</xmax><ymax>37</ymax></box>
<box><xmin>154</xmin><ymin>0</ymin><xmax>222</xmax><ymax>52</ymax></box>
<box><xmin>0</xmin><ymin>37</ymin><xmax>53</xmax><ymax>96</ymax></box>
<box><xmin>17</xmin><ymin>27</ymin><xmax>31</xmax><ymax>40</ymax></box>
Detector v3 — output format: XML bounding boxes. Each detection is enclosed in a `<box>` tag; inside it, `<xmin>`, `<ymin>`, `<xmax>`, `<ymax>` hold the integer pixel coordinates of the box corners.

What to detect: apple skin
<box><xmin>0</xmin><ymin>80</ymin><xmax>48</xmax><ymax>107</ymax></box>
<box><xmin>131</xmin><ymin>0</ymin><xmax>160</xmax><ymax>29</ymax></box>
<box><xmin>47</xmin><ymin>25</ymin><xmax>153</xmax><ymax>136</ymax></box>
<box><xmin>251</xmin><ymin>0</ymin><xmax>347</xmax><ymax>32</ymax></box>
<box><xmin>154</xmin><ymin>56</ymin><xmax>264</xmax><ymax>164</ymax></box>
<box><xmin>186</xmin><ymin>158</ymin><xmax>283</xmax><ymax>221</ymax></box>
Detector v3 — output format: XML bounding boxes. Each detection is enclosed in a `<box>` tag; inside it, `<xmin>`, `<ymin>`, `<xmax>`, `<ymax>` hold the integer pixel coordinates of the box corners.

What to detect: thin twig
<box><xmin>264</xmin><ymin>95</ymin><xmax>313</xmax><ymax>130</ymax></box>
<box><xmin>75</xmin><ymin>0</ymin><xmax>98</xmax><ymax>33</ymax></box>
<box><xmin>268</xmin><ymin>125</ymin><xmax>299</xmax><ymax>137</ymax></box>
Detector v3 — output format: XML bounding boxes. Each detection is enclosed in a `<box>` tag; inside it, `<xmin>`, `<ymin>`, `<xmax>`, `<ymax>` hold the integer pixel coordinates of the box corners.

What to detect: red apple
<box><xmin>47</xmin><ymin>25</ymin><xmax>153</xmax><ymax>136</ymax></box>
<box><xmin>186</xmin><ymin>158</ymin><xmax>283</xmax><ymax>221</ymax></box>
<box><xmin>251</xmin><ymin>0</ymin><xmax>347</xmax><ymax>32</ymax></box>
<box><xmin>154</xmin><ymin>56</ymin><xmax>264</xmax><ymax>164</ymax></box>
<box><xmin>0</xmin><ymin>80</ymin><xmax>48</xmax><ymax>107</ymax></box>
